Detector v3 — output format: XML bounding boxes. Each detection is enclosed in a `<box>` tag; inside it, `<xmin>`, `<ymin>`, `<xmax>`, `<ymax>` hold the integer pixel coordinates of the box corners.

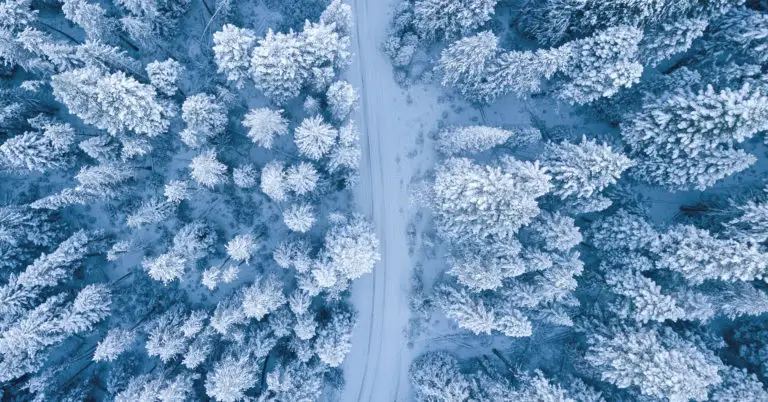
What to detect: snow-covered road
<box><xmin>341</xmin><ymin>0</ymin><xmax>445</xmax><ymax>400</ymax></box>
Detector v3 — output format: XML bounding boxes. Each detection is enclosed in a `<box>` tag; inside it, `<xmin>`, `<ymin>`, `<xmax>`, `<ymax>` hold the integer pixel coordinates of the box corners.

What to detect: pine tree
<box><xmin>528</xmin><ymin>211</ymin><xmax>582</xmax><ymax>252</ymax></box>
<box><xmin>225</xmin><ymin>234</ymin><xmax>258</xmax><ymax>263</ymax></box>
<box><xmin>126</xmin><ymin>197</ymin><xmax>176</xmax><ymax>228</ymax></box>
<box><xmin>314</xmin><ymin>309</ymin><xmax>355</xmax><ymax>367</ymax></box>
<box><xmin>261</xmin><ymin>160</ymin><xmax>288</xmax><ymax>202</ymax></box>
<box><xmin>436</xmin><ymin>125</ymin><xmax>513</xmax><ymax>155</ymax></box>
<box><xmin>93</xmin><ymin>328</ymin><xmax>135</xmax><ymax>362</ymax></box>
<box><xmin>0</xmin><ymin>122</ymin><xmax>75</xmax><ymax>173</ymax></box>
<box><xmin>189</xmin><ymin>149</ymin><xmax>228</xmax><ymax>188</ymax></box>
<box><xmin>205</xmin><ymin>355</ymin><xmax>257</xmax><ymax>402</ymax></box>
<box><xmin>556</xmin><ymin>26</ymin><xmax>643</xmax><ymax>105</ymax></box>
<box><xmin>0</xmin><ymin>230</ymin><xmax>90</xmax><ymax>315</ymax></box>
<box><xmin>74</xmin><ymin>163</ymin><xmax>136</xmax><ymax>198</ymax></box>
<box><xmin>79</xmin><ymin>135</ymin><xmax>119</xmax><ymax>162</ymax></box>
<box><xmin>180</xmin><ymin>94</ymin><xmax>228</xmax><ymax>148</ymax></box>
<box><xmin>266</xmin><ymin>361</ymin><xmax>325</xmax><ymax>401</ymax></box>
<box><xmin>622</xmin><ymin>83</ymin><xmax>768</xmax><ymax>190</ymax></box>
<box><xmin>116</xmin><ymin>0</ymin><xmax>190</xmax><ymax>45</ymax></box>
<box><xmin>409</xmin><ymin>352</ymin><xmax>472</xmax><ymax>402</ymax></box>
<box><xmin>586</xmin><ymin>326</ymin><xmax>721</xmax><ymax>401</ymax></box>
<box><xmin>164</xmin><ymin>179</ymin><xmax>192</xmax><ymax>203</ymax></box>
<box><xmin>56</xmin><ymin>283</ymin><xmax>111</xmax><ymax>334</ymax></box>
<box><xmin>326</xmin><ymin>80</ymin><xmax>357</xmax><ymax>122</ymax></box>
<box><xmin>143</xmin><ymin>252</ymin><xmax>186</xmax><ymax>285</ymax></box>
<box><xmin>145</xmin><ymin>306</ymin><xmax>187</xmax><ymax>362</ymax></box>
<box><xmin>241</xmin><ymin>107</ymin><xmax>289</xmax><ymax>149</ymax></box>
<box><xmin>242</xmin><ymin>275</ymin><xmax>286</xmax><ymax>321</ymax></box>
<box><xmin>294</xmin><ymin>115</ymin><xmax>338</xmax><ymax>160</ymax></box>
<box><xmin>437</xmin><ymin>31</ymin><xmax>500</xmax><ymax>104</ymax></box>
<box><xmin>541</xmin><ymin>137</ymin><xmax>633</xmax><ymax>199</ymax></box>
<box><xmin>638</xmin><ymin>17</ymin><xmax>708</xmax><ymax>67</ymax></box>
<box><xmin>588</xmin><ymin>209</ymin><xmax>661</xmax><ymax>252</ymax></box>
<box><xmin>657</xmin><ymin>224</ymin><xmax>768</xmax><ymax>284</ymax></box>
<box><xmin>316</xmin><ymin>214</ymin><xmax>380</xmax><ymax>283</ymax></box>
<box><xmin>250</xmin><ymin>29</ymin><xmax>305</xmax><ymax>105</ymax></box>
<box><xmin>232</xmin><ymin>164</ymin><xmax>259</xmax><ymax>189</ymax></box>
<box><xmin>489</xmin><ymin>46</ymin><xmax>570</xmax><ymax>99</ymax></box>
<box><xmin>61</xmin><ymin>0</ymin><xmax>115</xmax><ymax>42</ymax></box>
<box><xmin>146</xmin><ymin>58</ymin><xmax>183</xmax><ymax>96</ymax></box>
<box><xmin>435</xmin><ymin>283</ymin><xmax>532</xmax><ymax>337</ymax></box>
<box><xmin>413</xmin><ymin>0</ymin><xmax>498</xmax><ymax>41</ymax></box>
<box><xmin>321</xmin><ymin>0</ymin><xmax>353</xmax><ymax>35</ymax></box>
<box><xmin>285</xmin><ymin>162</ymin><xmax>319</xmax><ymax>196</ymax></box>
<box><xmin>284</xmin><ymin>203</ymin><xmax>316</xmax><ymax>233</ymax></box>
<box><xmin>51</xmin><ymin>67</ymin><xmax>171</xmax><ymax>137</ymax></box>
<box><xmin>213</xmin><ymin>24</ymin><xmax>257</xmax><ymax>88</ymax></box>
<box><xmin>605</xmin><ymin>267</ymin><xmax>685</xmax><ymax>323</ymax></box>
<box><xmin>703</xmin><ymin>7</ymin><xmax>768</xmax><ymax>65</ymax></box>
<box><xmin>431</xmin><ymin>157</ymin><xmax>550</xmax><ymax>242</ymax></box>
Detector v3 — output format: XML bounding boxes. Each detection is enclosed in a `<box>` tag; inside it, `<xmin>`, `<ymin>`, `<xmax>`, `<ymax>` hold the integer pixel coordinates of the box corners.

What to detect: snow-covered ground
<box><xmin>341</xmin><ymin>0</ymin><xmax>448</xmax><ymax>400</ymax></box>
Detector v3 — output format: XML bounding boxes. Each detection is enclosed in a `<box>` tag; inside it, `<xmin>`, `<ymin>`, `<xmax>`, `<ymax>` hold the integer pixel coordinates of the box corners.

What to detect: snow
<box><xmin>341</xmin><ymin>0</ymin><xmax>448</xmax><ymax>399</ymax></box>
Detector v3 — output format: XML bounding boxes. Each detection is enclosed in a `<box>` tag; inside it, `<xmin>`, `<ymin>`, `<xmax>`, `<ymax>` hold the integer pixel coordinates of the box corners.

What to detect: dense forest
<box><xmin>2</xmin><ymin>0</ymin><xmax>768</xmax><ymax>400</ymax></box>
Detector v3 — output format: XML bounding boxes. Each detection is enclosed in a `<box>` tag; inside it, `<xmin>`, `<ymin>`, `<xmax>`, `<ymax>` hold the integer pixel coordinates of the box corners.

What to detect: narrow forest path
<box><xmin>341</xmin><ymin>0</ymin><xmax>444</xmax><ymax>400</ymax></box>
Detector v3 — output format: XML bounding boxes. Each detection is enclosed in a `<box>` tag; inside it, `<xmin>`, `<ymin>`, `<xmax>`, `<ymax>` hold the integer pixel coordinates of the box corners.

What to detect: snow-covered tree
<box><xmin>639</xmin><ymin>17</ymin><xmax>708</xmax><ymax>67</ymax></box>
<box><xmin>189</xmin><ymin>149</ymin><xmax>228</xmax><ymax>188</ymax></box>
<box><xmin>431</xmin><ymin>157</ymin><xmax>550</xmax><ymax>242</ymax></box>
<box><xmin>242</xmin><ymin>275</ymin><xmax>286</xmax><ymax>321</ymax></box>
<box><xmin>285</xmin><ymin>162</ymin><xmax>319</xmax><ymax>196</ymax></box>
<box><xmin>205</xmin><ymin>355</ymin><xmax>257</xmax><ymax>402</ymax></box>
<box><xmin>316</xmin><ymin>214</ymin><xmax>380</xmax><ymax>283</ymax></box>
<box><xmin>436</xmin><ymin>125</ymin><xmax>513</xmax><ymax>155</ymax></box>
<box><xmin>623</xmin><ymin>83</ymin><xmax>768</xmax><ymax>190</ymax></box>
<box><xmin>0</xmin><ymin>122</ymin><xmax>75</xmax><ymax>173</ymax></box>
<box><xmin>250</xmin><ymin>29</ymin><xmax>305</xmax><ymax>105</ymax></box>
<box><xmin>142</xmin><ymin>252</ymin><xmax>186</xmax><ymax>285</ymax></box>
<box><xmin>0</xmin><ymin>230</ymin><xmax>89</xmax><ymax>315</ymax></box>
<box><xmin>226</xmin><ymin>234</ymin><xmax>258</xmax><ymax>263</ymax></box>
<box><xmin>588</xmin><ymin>210</ymin><xmax>661</xmax><ymax>252</ymax></box>
<box><xmin>528</xmin><ymin>212</ymin><xmax>582</xmax><ymax>252</ymax></box>
<box><xmin>320</xmin><ymin>0</ymin><xmax>353</xmax><ymax>35</ymax></box>
<box><xmin>326</xmin><ymin>80</ymin><xmax>357</xmax><ymax>122</ymax></box>
<box><xmin>145</xmin><ymin>307</ymin><xmax>187</xmax><ymax>362</ymax></box>
<box><xmin>164</xmin><ymin>179</ymin><xmax>192</xmax><ymax>203</ymax></box>
<box><xmin>294</xmin><ymin>115</ymin><xmax>338</xmax><ymax>160</ymax></box>
<box><xmin>703</xmin><ymin>7</ymin><xmax>768</xmax><ymax>65</ymax></box>
<box><xmin>284</xmin><ymin>203</ymin><xmax>316</xmax><ymax>233</ymax></box>
<box><xmin>586</xmin><ymin>326</ymin><xmax>722</xmax><ymax>401</ymax></box>
<box><xmin>657</xmin><ymin>224</ymin><xmax>768</xmax><ymax>284</ymax></box>
<box><xmin>213</xmin><ymin>24</ymin><xmax>257</xmax><ymax>88</ymax></box>
<box><xmin>413</xmin><ymin>0</ymin><xmax>498</xmax><ymax>41</ymax></box>
<box><xmin>541</xmin><ymin>137</ymin><xmax>633</xmax><ymax>199</ymax></box>
<box><xmin>180</xmin><ymin>93</ymin><xmax>228</xmax><ymax>148</ymax></box>
<box><xmin>232</xmin><ymin>164</ymin><xmax>259</xmax><ymax>189</ymax></box>
<box><xmin>51</xmin><ymin>67</ymin><xmax>170</xmax><ymax>137</ymax></box>
<box><xmin>93</xmin><ymin>328</ymin><xmax>135</xmax><ymax>362</ymax></box>
<box><xmin>437</xmin><ymin>31</ymin><xmax>500</xmax><ymax>103</ymax></box>
<box><xmin>314</xmin><ymin>309</ymin><xmax>355</xmax><ymax>367</ymax></box>
<box><xmin>61</xmin><ymin>0</ymin><xmax>115</xmax><ymax>42</ymax></box>
<box><xmin>556</xmin><ymin>26</ymin><xmax>643</xmax><ymax>104</ymax></box>
<box><xmin>126</xmin><ymin>197</ymin><xmax>175</xmax><ymax>228</ymax></box>
<box><xmin>409</xmin><ymin>351</ymin><xmax>472</xmax><ymax>402</ymax></box>
<box><xmin>78</xmin><ymin>135</ymin><xmax>119</xmax><ymax>162</ymax></box>
<box><xmin>146</xmin><ymin>58</ymin><xmax>183</xmax><ymax>96</ymax></box>
<box><xmin>115</xmin><ymin>372</ymin><xmax>197</xmax><ymax>402</ymax></box>
<box><xmin>116</xmin><ymin>0</ymin><xmax>190</xmax><ymax>45</ymax></box>
<box><xmin>241</xmin><ymin>108</ymin><xmax>288</xmax><ymax>149</ymax></box>
<box><xmin>435</xmin><ymin>283</ymin><xmax>532</xmax><ymax>337</ymax></box>
<box><xmin>605</xmin><ymin>267</ymin><xmax>686</xmax><ymax>323</ymax></box>
<box><xmin>261</xmin><ymin>160</ymin><xmax>288</xmax><ymax>202</ymax></box>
